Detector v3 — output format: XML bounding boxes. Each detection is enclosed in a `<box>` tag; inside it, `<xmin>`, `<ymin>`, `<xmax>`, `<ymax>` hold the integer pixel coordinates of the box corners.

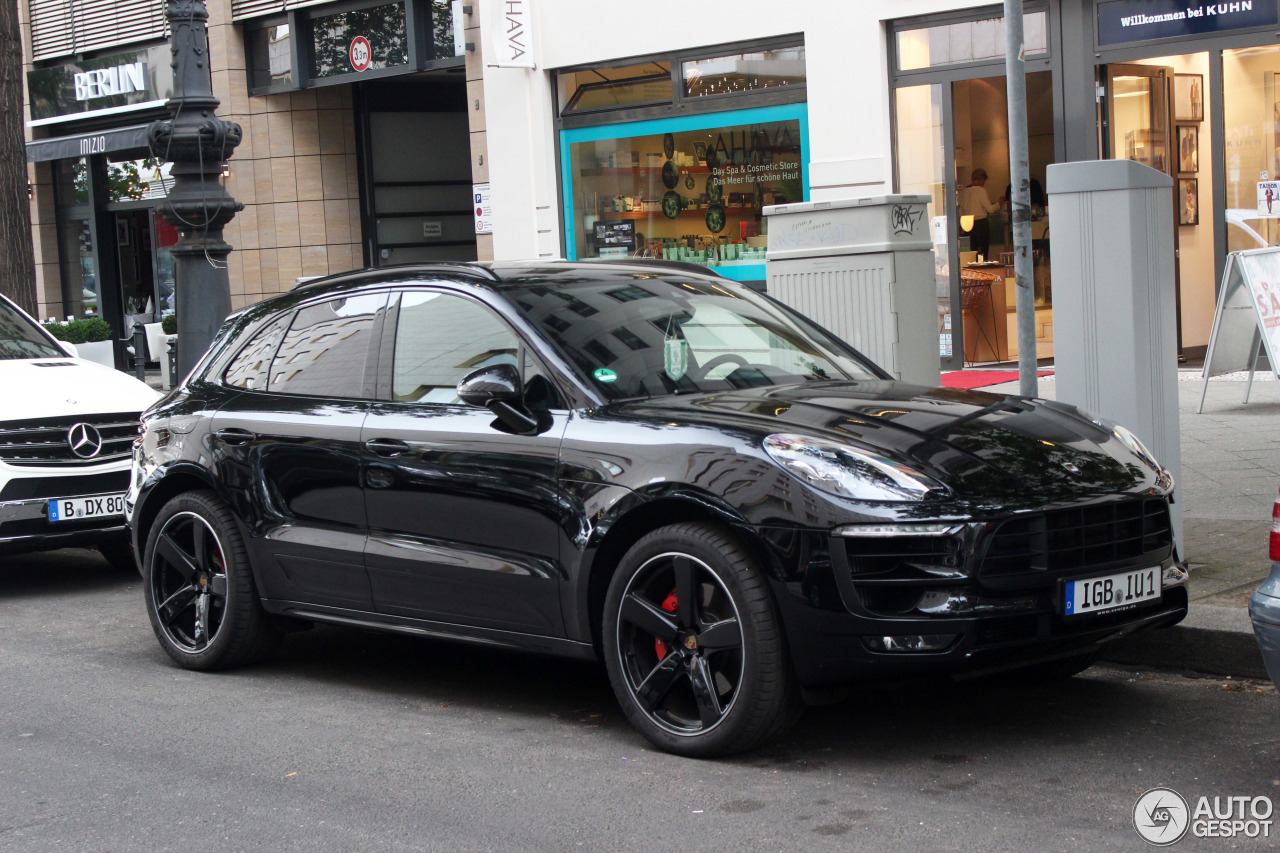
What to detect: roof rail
<box><xmin>290</xmin><ymin>262</ymin><xmax>502</xmax><ymax>291</ymax></box>
<box><xmin>587</xmin><ymin>258</ymin><xmax>725</xmax><ymax>278</ymax></box>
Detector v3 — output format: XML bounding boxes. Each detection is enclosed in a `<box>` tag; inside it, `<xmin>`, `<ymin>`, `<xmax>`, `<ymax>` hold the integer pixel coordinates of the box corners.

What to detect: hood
<box><xmin>0</xmin><ymin>357</ymin><xmax>160</xmax><ymax>420</ymax></box>
<box><xmin>612</xmin><ymin>381</ymin><xmax>1162</xmax><ymax>500</ymax></box>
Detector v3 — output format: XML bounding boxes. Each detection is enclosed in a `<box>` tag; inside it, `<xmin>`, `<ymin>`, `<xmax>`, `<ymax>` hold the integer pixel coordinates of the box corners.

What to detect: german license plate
<box><xmin>47</xmin><ymin>494</ymin><xmax>126</xmax><ymax>522</ymax></box>
<box><xmin>1063</xmin><ymin>566</ymin><xmax>1162</xmax><ymax>617</ymax></box>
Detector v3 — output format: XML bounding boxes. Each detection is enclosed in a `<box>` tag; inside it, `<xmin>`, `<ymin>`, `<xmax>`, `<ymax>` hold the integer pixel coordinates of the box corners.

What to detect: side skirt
<box><xmin>261</xmin><ymin>598</ymin><xmax>598</xmax><ymax>661</ymax></box>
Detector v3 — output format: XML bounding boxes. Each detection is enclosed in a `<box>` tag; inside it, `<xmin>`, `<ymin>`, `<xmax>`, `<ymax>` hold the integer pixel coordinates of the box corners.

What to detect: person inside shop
<box><xmin>959</xmin><ymin>167</ymin><xmax>999</xmax><ymax>258</ymax></box>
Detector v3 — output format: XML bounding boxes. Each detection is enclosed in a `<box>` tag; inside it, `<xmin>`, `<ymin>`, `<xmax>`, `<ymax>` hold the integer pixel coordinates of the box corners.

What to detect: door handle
<box><xmin>213</xmin><ymin>427</ymin><xmax>255</xmax><ymax>446</ymax></box>
<box><xmin>366</xmin><ymin>438</ymin><xmax>410</xmax><ymax>458</ymax></box>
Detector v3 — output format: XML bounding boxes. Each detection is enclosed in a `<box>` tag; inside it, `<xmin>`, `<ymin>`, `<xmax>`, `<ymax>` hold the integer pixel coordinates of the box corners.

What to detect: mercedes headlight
<box><xmin>763</xmin><ymin>434</ymin><xmax>944</xmax><ymax>501</ymax></box>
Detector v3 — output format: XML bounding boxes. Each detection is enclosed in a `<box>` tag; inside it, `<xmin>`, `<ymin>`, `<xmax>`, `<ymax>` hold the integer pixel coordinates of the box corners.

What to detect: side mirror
<box><xmin>457</xmin><ymin>362</ymin><xmax>522</xmax><ymax>407</ymax></box>
<box><xmin>60</xmin><ymin>340</ymin><xmax>78</xmax><ymax>358</ymax></box>
<box><xmin>457</xmin><ymin>362</ymin><xmax>540</xmax><ymax>435</ymax></box>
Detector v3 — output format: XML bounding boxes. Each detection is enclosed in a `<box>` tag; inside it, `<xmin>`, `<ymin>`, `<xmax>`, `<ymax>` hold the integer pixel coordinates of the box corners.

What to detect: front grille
<box><xmin>0</xmin><ymin>413</ymin><xmax>140</xmax><ymax>468</ymax></box>
<box><xmin>0</xmin><ymin>470</ymin><xmax>131</xmax><ymax>502</ymax></box>
<box><xmin>844</xmin><ymin>535</ymin><xmax>959</xmax><ymax>577</ymax></box>
<box><xmin>982</xmin><ymin>498</ymin><xmax>1172</xmax><ymax>578</ymax></box>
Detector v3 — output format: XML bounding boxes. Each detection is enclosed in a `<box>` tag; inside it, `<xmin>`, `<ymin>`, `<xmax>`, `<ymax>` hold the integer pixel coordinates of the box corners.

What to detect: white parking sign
<box><xmin>473</xmin><ymin>183</ymin><xmax>492</xmax><ymax>234</ymax></box>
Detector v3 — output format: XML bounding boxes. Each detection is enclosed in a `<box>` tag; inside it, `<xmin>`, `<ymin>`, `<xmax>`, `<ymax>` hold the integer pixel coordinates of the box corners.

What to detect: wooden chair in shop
<box><xmin>960</xmin><ymin>268</ymin><xmax>1001</xmax><ymax>366</ymax></box>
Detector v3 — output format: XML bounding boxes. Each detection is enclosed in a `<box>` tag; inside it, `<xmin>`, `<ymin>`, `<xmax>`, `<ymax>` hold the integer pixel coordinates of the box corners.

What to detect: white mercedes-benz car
<box><xmin>0</xmin><ymin>293</ymin><xmax>159</xmax><ymax>569</ymax></box>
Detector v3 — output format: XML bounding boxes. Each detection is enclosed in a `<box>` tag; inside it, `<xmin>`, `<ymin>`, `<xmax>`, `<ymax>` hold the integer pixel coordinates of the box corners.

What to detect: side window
<box><xmin>392</xmin><ymin>291</ymin><xmax>519</xmax><ymax>403</ymax></box>
<box><xmin>224</xmin><ymin>314</ymin><xmax>291</xmax><ymax>390</ymax></box>
<box><xmin>268</xmin><ymin>293</ymin><xmax>387</xmax><ymax>398</ymax></box>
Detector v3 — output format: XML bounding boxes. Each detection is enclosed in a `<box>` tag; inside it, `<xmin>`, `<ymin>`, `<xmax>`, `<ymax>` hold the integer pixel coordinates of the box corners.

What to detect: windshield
<box><xmin>506</xmin><ymin>273</ymin><xmax>883</xmax><ymax>401</ymax></box>
<box><xmin>0</xmin><ymin>299</ymin><xmax>64</xmax><ymax>360</ymax></box>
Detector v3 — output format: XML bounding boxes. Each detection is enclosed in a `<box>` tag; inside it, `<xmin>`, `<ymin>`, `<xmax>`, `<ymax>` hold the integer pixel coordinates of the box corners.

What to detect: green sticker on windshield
<box><xmin>593</xmin><ymin>368</ymin><xmax>618</xmax><ymax>383</ymax></box>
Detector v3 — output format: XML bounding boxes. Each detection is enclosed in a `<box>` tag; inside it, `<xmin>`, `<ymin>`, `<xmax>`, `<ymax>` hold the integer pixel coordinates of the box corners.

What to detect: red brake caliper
<box><xmin>654</xmin><ymin>588</ymin><xmax>678</xmax><ymax>659</ymax></box>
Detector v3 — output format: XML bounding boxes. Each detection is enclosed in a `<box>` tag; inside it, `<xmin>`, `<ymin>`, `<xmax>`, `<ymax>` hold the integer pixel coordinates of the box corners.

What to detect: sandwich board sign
<box><xmin>1197</xmin><ymin>246</ymin><xmax>1280</xmax><ymax>413</ymax></box>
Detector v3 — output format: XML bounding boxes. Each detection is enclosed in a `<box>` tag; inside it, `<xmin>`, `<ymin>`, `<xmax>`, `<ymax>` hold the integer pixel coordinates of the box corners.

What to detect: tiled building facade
<box><xmin>21</xmin><ymin>0</ymin><xmax>481</xmax><ymax>354</ymax></box>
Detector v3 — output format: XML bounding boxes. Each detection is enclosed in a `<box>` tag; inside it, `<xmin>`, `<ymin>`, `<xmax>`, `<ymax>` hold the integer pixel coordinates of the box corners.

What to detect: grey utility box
<box><xmin>763</xmin><ymin>195</ymin><xmax>940</xmax><ymax>386</ymax></box>
<box><xmin>1047</xmin><ymin>159</ymin><xmax>1182</xmax><ymax>553</ymax></box>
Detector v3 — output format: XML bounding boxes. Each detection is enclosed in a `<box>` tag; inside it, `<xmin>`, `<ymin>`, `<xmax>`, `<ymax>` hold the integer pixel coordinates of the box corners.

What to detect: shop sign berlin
<box><xmin>490</xmin><ymin>0</ymin><xmax>536</xmax><ymax>68</ymax></box>
<box><xmin>1098</xmin><ymin>0</ymin><xmax>1278</xmax><ymax>46</ymax></box>
<box><xmin>27</xmin><ymin>43</ymin><xmax>171</xmax><ymax>122</ymax></box>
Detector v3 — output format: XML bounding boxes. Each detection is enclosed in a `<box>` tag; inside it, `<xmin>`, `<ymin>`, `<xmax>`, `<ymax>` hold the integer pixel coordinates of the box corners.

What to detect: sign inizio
<box><xmin>1197</xmin><ymin>247</ymin><xmax>1280</xmax><ymax>411</ymax></box>
<box><xmin>490</xmin><ymin>0</ymin><xmax>536</xmax><ymax>68</ymax></box>
<box><xmin>1098</xmin><ymin>1</ymin><xmax>1279</xmax><ymax>47</ymax></box>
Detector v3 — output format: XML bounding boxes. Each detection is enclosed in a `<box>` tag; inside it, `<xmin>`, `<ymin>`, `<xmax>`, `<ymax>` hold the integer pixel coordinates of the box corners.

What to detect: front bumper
<box><xmin>758</xmin><ymin>506</ymin><xmax>1189</xmax><ymax>689</ymax></box>
<box><xmin>1248</xmin><ymin>563</ymin><xmax>1280</xmax><ymax>690</ymax></box>
<box><xmin>0</xmin><ymin>467</ymin><xmax>131</xmax><ymax>555</ymax></box>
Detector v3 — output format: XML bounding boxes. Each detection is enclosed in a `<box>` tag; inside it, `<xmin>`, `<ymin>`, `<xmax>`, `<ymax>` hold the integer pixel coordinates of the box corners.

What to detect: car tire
<box><xmin>143</xmin><ymin>490</ymin><xmax>280</xmax><ymax>671</ymax></box>
<box><xmin>603</xmin><ymin>522</ymin><xmax>802</xmax><ymax>757</ymax></box>
<box><xmin>97</xmin><ymin>540</ymin><xmax>138</xmax><ymax>574</ymax></box>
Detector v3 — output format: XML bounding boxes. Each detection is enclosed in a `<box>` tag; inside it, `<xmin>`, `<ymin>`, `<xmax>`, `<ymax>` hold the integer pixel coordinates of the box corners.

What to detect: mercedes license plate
<box><xmin>48</xmin><ymin>494</ymin><xmax>125</xmax><ymax>522</ymax></box>
<box><xmin>1063</xmin><ymin>566</ymin><xmax>1162</xmax><ymax>617</ymax></box>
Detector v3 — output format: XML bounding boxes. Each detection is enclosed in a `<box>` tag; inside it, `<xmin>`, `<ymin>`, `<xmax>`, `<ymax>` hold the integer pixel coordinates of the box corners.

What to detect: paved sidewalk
<box><xmin>986</xmin><ymin>371</ymin><xmax>1280</xmax><ymax>679</ymax></box>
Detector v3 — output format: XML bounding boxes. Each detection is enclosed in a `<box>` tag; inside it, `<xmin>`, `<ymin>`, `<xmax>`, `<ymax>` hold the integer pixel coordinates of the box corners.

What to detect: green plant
<box><xmin>43</xmin><ymin>317</ymin><xmax>113</xmax><ymax>344</ymax></box>
<box><xmin>161</xmin><ymin>314</ymin><xmax>177</xmax><ymax>335</ymax></box>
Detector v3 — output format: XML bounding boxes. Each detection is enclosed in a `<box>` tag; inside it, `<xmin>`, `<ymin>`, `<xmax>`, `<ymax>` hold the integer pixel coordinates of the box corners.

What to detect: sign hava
<box><xmin>74</xmin><ymin>62</ymin><xmax>146</xmax><ymax>102</ymax></box>
<box><xmin>491</xmin><ymin>0</ymin><xmax>535</xmax><ymax>68</ymax></box>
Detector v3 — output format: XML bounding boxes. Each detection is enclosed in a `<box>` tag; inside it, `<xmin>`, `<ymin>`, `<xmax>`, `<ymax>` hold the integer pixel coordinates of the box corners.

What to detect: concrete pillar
<box><xmin>1048</xmin><ymin>159</ymin><xmax>1182</xmax><ymax>554</ymax></box>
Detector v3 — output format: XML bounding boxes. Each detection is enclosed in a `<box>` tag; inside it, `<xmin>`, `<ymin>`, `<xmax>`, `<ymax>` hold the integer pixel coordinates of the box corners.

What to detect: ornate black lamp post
<box><xmin>148</xmin><ymin>0</ymin><xmax>242</xmax><ymax>378</ymax></box>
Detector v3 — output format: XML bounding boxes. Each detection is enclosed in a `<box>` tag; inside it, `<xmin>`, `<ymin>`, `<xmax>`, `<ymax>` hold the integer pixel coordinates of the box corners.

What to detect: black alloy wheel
<box><xmin>143</xmin><ymin>491</ymin><xmax>279</xmax><ymax>670</ymax></box>
<box><xmin>603</xmin><ymin>523</ymin><xmax>801</xmax><ymax>757</ymax></box>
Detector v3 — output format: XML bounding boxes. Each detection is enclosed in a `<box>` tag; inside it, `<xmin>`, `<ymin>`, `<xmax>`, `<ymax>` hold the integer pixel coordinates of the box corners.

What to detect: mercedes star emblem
<box><xmin>67</xmin><ymin>423</ymin><xmax>104</xmax><ymax>459</ymax></box>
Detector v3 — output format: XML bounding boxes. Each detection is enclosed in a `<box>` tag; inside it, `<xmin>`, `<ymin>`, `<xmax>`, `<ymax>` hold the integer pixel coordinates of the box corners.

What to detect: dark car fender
<box><xmin>563</xmin><ymin>478</ymin><xmax>787</xmax><ymax>648</ymax></box>
<box><xmin>130</xmin><ymin>459</ymin><xmax>247</xmax><ymax>573</ymax></box>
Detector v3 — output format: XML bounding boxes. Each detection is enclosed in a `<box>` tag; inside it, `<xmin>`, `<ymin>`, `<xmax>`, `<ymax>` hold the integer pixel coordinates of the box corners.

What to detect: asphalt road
<box><xmin>3</xmin><ymin>549</ymin><xmax>1278</xmax><ymax>852</ymax></box>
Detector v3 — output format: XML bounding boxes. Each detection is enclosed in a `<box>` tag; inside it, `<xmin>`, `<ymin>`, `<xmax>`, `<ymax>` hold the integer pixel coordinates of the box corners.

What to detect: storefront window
<box><xmin>894</xmin><ymin>84</ymin><xmax>951</xmax><ymax>358</ymax></box>
<box><xmin>58</xmin><ymin>218</ymin><xmax>97</xmax><ymax>319</ymax></box>
<box><xmin>432</xmin><ymin>0</ymin><xmax>461</xmax><ymax>59</ymax></box>
<box><xmin>682</xmin><ymin>47</ymin><xmax>806</xmax><ymax>98</ymax></box>
<box><xmin>153</xmin><ymin>213</ymin><xmax>177</xmax><ymax>316</ymax></box>
<box><xmin>247</xmin><ymin>23</ymin><xmax>294</xmax><ymax>89</ymax></box>
<box><xmin>561</xmin><ymin>107</ymin><xmax>807</xmax><ymax>281</ymax></box>
<box><xmin>105</xmin><ymin>155</ymin><xmax>171</xmax><ymax>203</ymax></box>
<box><xmin>1223</xmin><ymin>45</ymin><xmax>1280</xmax><ymax>254</ymax></box>
<box><xmin>310</xmin><ymin>1</ymin><xmax>408</xmax><ymax>79</ymax></box>
<box><xmin>558</xmin><ymin>61</ymin><xmax>673</xmax><ymax>114</ymax></box>
<box><xmin>54</xmin><ymin>157</ymin><xmax>88</xmax><ymax>205</ymax></box>
<box><xmin>896</xmin><ymin>12</ymin><xmax>1047</xmax><ymax>72</ymax></box>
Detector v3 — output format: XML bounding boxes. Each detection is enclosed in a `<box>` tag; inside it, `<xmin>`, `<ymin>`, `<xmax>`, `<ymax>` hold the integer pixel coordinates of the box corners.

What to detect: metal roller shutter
<box><xmin>231</xmin><ymin>0</ymin><xmax>328</xmax><ymax>22</ymax></box>
<box><xmin>30</xmin><ymin>0</ymin><xmax>169</xmax><ymax>62</ymax></box>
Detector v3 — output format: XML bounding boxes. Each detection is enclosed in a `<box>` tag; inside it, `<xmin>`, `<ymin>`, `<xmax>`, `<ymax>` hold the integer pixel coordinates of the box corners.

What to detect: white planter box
<box><xmin>76</xmin><ymin>339</ymin><xmax>115</xmax><ymax>368</ymax></box>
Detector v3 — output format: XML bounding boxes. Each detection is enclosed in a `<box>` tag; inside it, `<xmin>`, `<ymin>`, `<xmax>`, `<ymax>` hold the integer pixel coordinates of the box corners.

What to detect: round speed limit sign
<box><xmin>349</xmin><ymin>36</ymin><xmax>372</xmax><ymax>72</ymax></box>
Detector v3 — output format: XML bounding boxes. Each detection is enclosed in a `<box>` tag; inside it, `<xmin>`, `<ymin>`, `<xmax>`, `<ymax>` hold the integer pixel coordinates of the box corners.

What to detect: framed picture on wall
<box><xmin>1179</xmin><ymin>178</ymin><xmax>1199</xmax><ymax>226</ymax></box>
<box><xmin>1174</xmin><ymin>73</ymin><xmax>1203</xmax><ymax>121</ymax></box>
<box><xmin>1177</xmin><ymin>124</ymin><xmax>1199</xmax><ymax>173</ymax></box>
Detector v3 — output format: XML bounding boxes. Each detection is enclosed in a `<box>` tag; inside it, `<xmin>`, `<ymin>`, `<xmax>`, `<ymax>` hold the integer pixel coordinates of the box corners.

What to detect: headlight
<box><xmin>763</xmin><ymin>434</ymin><xmax>944</xmax><ymax>501</ymax></box>
<box><xmin>1090</xmin><ymin>416</ymin><xmax>1163</xmax><ymax>472</ymax></box>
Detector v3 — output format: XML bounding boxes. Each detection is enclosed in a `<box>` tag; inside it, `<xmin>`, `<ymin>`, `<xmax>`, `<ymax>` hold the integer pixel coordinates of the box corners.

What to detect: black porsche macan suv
<box><xmin>127</xmin><ymin>261</ymin><xmax>1188</xmax><ymax>756</ymax></box>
